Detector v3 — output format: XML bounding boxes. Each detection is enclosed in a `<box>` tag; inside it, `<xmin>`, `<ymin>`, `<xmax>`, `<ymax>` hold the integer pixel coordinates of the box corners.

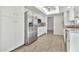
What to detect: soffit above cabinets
<box><xmin>25</xmin><ymin>6</ymin><xmax>75</xmax><ymax>15</ymax></box>
<box><xmin>35</xmin><ymin>6</ymin><xmax>60</xmax><ymax>15</ymax></box>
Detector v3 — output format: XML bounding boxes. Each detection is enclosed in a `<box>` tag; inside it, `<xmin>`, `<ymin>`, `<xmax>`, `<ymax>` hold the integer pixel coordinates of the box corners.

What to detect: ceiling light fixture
<box><xmin>67</xmin><ymin>6</ymin><xmax>71</xmax><ymax>9</ymax></box>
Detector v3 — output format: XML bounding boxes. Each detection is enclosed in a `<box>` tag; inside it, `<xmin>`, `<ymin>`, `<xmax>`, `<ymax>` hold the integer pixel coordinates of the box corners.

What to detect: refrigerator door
<box><xmin>24</xmin><ymin>11</ymin><xmax>37</xmax><ymax>45</ymax></box>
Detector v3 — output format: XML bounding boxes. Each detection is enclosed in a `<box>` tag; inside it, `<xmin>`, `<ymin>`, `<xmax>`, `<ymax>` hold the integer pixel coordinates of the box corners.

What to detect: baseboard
<box><xmin>38</xmin><ymin>33</ymin><xmax>46</xmax><ymax>38</ymax></box>
<box><xmin>10</xmin><ymin>43</ymin><xmax>24</xmax><ymax>52</ymax></box>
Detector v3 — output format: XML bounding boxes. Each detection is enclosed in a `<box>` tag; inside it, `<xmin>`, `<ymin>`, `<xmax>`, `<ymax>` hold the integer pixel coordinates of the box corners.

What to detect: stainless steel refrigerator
<box><xmin>24</xmin><ymin>11</ymin><xmax>37</xmax><ymax>45</ymax></box>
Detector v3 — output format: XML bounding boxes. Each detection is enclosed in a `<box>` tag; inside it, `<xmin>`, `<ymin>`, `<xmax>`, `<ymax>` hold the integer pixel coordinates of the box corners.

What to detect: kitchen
<box><xmin>0</xmin><ymin>6</ymin><xmax>79</xmax><ymax>52</ymax></box>
<box><xmin>0</xmin><ymin>6</ymin><xmax>48</xmax><ymax>52</ymax></box>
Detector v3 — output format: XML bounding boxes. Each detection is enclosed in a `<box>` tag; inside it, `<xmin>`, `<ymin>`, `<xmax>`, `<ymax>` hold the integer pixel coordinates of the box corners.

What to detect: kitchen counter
<box><xmin>65</xmin><ymin>28</ymin><xmax>79</xmax><ymax>33</ymax></box>
<box><xmin>64</xmin><ymin>25</ymin><xmax>79</xmax><ymax>28</ymax></box>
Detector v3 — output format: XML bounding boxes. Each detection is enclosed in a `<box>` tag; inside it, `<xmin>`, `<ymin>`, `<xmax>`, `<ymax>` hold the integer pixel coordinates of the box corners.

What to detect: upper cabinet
<box><xmin>64</xmin><ymin>7</ymin><xmax>77</xmax><ymax>25</ymax></box>
<box><xmin>64</xmin><ymin>7</ymin><xmax>79</xmax><ymax>21</ymax></box>
<box><xmin>74</xmin><ymin>7</ymin><xmax>79</xmax><ymax>18</ymax></box>
<box><xmin>0</xmin><ymin>6</ymin><xmax>24</xmax><ymax>17</ymax></box>
<box><xmin>66</xmin><ymin>7</ymin><xmax>74</xmax><ymax>21</ymax></box>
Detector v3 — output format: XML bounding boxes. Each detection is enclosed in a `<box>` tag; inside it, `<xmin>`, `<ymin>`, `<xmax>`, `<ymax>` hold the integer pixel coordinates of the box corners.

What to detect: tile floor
<box><xmin>13</xmin><ymin>33</ymin><xmax>65</xmax><ymax>52</ymax></box>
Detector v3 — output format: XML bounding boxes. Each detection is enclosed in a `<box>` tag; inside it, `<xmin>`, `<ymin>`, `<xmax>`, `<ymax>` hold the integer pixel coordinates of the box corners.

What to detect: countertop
<box><xmin>64</xmin><ymin>24</ymin><xmax>79</xmax><ymax>28</ymax></box>
<box><xmin>65</xmin><ymin>28</ymin><xmax>79</xmax><ymax>33</ymax></box>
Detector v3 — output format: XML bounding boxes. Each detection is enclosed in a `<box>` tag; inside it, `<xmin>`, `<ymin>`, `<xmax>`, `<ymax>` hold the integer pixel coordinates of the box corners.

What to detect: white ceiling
<box><xmin>44</xmin><ymin>6</ymin><xmax>56</xmax><ymax>11</ymax></box>
<box><xmin>35</xmin><ymin>6</ymin><xmax>59</xmax><ymax>15</ymax></box>
<box><xmin>35</xmin><ymin>6</ymin><xmax>60</xmax><ymax>15</ymax></box>
<box><xmin>35</xmin><ymin>6</ymin><xmax>73</xmax><ymax>15</ymax></box>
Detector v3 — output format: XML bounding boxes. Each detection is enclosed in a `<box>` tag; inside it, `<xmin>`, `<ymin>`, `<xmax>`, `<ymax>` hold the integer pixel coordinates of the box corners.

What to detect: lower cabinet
<box><xmin>70</xmin><ymin>32</ymin><xmax>79</xmax><ymax>52</ymax></box>
<box><xmin>65</xmin><ymin>29</ymin><xmax>79</xmax><ymax>52</ymax></box>
<box><xmin>37</xmin><ymin>27</ymin><xmax>46</xmax><ymax>37</ymax></box>
<box><xmin>0</xmin><ymin>7</ymin><xmax>24</xmax><ymax>52</ymax></box>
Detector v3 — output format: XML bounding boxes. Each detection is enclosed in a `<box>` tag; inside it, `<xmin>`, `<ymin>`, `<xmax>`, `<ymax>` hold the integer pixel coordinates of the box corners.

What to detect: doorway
<box><xmin>47</xmin><ymin>17</ymin><xmax>54</xmax><ymax>34</ymax></box>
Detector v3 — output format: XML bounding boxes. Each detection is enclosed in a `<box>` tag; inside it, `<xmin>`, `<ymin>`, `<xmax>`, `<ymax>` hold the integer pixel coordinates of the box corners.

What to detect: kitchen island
<box><xmin>64</xmin><ymin>28</ymin><xmax>79</xmax><ymax>52</ymax></box>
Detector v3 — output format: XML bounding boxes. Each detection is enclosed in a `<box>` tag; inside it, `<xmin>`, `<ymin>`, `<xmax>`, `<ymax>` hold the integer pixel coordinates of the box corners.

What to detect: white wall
<box><xmin>47</xmin><ymin>17</ymin><xmax>53</xmax><ymax>30</ymax></box>
<box><xmin>53</xmin><ymin>14</ymin><xmax>64</xmax><ymax>35</ymax></box>
<box><xmin>0</xmin><ymin>7</ymin><xmax>24</xmax><ymax>52</ymax></box>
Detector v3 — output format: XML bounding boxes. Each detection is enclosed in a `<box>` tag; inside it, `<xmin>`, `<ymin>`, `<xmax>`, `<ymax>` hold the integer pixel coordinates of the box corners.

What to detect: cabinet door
<box><xmin>67</xmin><ymin>7</ymin><xmax>74</xmax><ymax>21</ymax></box>
<box><xmin>1</xmin><ymin>17</ymin><xmax>17</xmax><ymax>51</ymax></box>
<box><xmin>16</xmin><ymin>7</ymin><xmax>24</xmax><ymax>45</ymax></box>
<box><xmin>1</xmin><ymin>7</ymin><xmax>24</xmax><ymax>52</ymax></box>
<box><xmin>74</xmin><ymin>7</ymin><xmax>79</xmax><ymax>18</ymax></box>
<box><xmin>70</xmin><ymin>32</ymin><xmax>79</xmax><ymax>52</ymax></box>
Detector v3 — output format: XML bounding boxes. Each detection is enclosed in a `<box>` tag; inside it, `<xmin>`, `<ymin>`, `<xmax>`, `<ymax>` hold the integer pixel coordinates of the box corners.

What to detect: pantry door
<box><xmin>1</xmin><ymin>7</ymin><xmax>24</xmax><ymax>52</ymax></box>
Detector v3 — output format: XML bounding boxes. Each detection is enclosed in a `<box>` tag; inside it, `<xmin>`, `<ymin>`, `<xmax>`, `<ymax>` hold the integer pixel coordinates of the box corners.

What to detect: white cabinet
<box><xmin>68</xmin><ymin>8</ymin><xmax>74</xmax><ymax>21</ymax></box>
<box><xmin>70</xmin><ymin>32</ymin><xmax>79</xmax><ymax>52</ymax></box>
<box><xmin>65</xmin><ymin>7</ymin><xmax>74</xmax><ymax>22</ymax></box>
<box><xmin>74</xmin><ymin>7</ymin><xmax>79</xmax><ymax>18</ymax></box>
<box><xmin>0</xmin><ymin>7</ymin><xmax>24</xmax><ymax>52</ymax></box>
<box><xmin>38</xmin><ymin>27</ymin><xmax>46</xmax><ymax>37</ymax></box>
<box><xmin>65</xmin><ymin>28</ymin><xmax>79</xmax><ymax>52</ymax></box>
<box><xmin>64</xmin><ymin>7</ymin><xmax>75</xmax><ymax>25</ymax></box>
<box><xmin>1</xmin><ymin>17</ymin><xmax>17</xmax><ymax>51</ymax></box>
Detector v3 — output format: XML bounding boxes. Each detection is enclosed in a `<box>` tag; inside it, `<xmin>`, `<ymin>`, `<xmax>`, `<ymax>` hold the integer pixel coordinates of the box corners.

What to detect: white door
<box><xmin>1</xmin><ymin>7</ymin><xmax>24</xmax><ymax>52</ymax></box>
